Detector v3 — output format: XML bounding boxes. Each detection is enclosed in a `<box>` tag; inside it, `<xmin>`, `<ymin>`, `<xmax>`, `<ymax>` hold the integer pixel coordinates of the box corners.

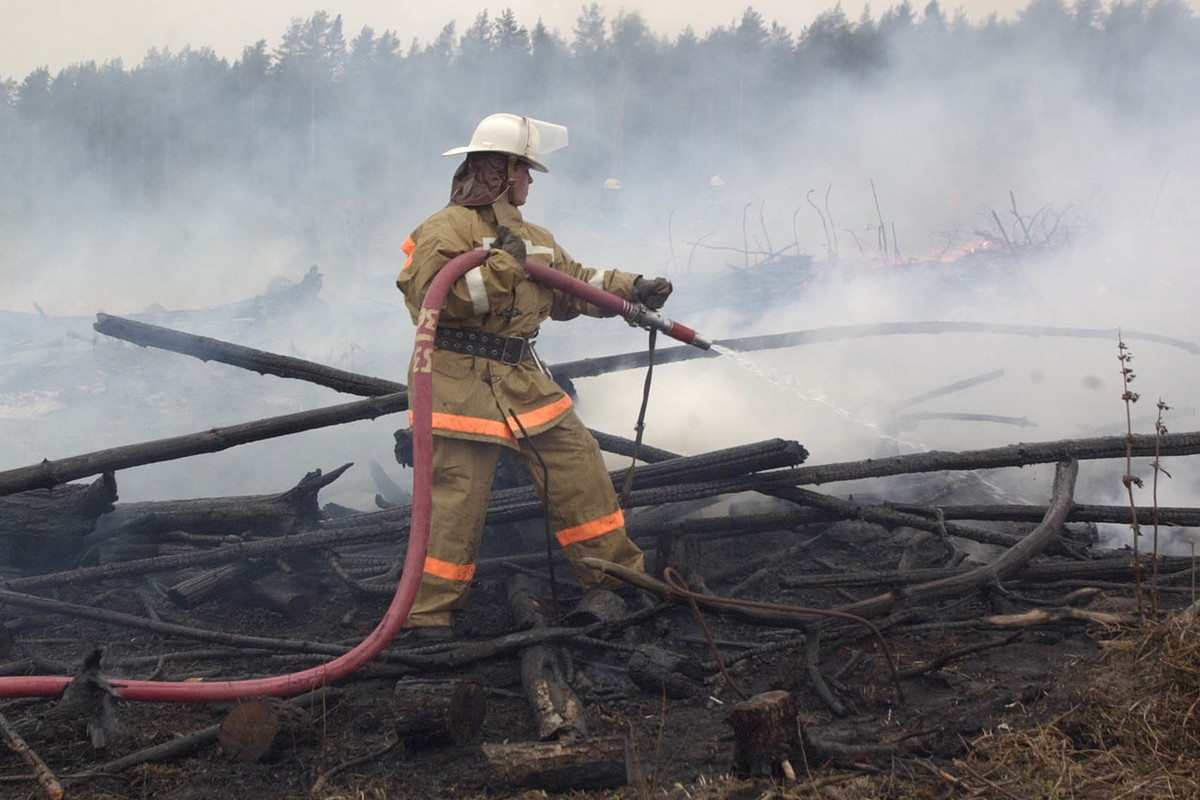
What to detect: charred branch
<box><xmin>0</xmin><ymin>394</ymin><xmax>407</xmax><ymax>497</ymax></box>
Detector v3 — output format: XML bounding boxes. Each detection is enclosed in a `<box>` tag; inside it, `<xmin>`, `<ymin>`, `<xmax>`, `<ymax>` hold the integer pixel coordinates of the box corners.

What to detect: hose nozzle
<box><xmin>626</xmin><ymin>305</ymin><xmax>712</xmax><ymax>350</ymax></box>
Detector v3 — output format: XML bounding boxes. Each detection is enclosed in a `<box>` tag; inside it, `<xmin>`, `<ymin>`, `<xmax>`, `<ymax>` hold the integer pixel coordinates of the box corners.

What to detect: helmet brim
<box><xmin>442</xmin><ymin>147</ymin><xmax>549</xmax><ymax>173</ymax></box>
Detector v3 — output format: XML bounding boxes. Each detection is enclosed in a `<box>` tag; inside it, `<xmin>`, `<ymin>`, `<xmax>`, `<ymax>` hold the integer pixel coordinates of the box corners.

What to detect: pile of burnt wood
<box><xmin>4</xmin><ymin>288</ymin><xmax>1200</xmax><ymax>792</ymax></box>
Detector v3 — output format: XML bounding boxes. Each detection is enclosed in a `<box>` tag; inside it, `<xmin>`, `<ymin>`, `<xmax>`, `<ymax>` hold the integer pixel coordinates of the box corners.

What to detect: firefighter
<box><xmin>396</xmin><ymin>113</ymin><xmax>673</xmax><ymax>639</ymax></box>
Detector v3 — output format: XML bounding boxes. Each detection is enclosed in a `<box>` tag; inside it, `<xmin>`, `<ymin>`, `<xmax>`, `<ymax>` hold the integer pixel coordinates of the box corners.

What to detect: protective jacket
<box><xmin>398</xmin><ymin>196</ymin><xmax>638</xmax><ymax>448</ymax></box>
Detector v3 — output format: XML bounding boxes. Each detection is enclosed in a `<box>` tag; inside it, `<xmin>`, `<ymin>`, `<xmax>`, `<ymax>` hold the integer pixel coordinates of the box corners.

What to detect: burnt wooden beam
<box><xmin>0</xmin><ymin>709</ymin><xmax>63</xmax><ymax>800</ymax></box>
<box><xmin>1</xmin><ymin>520</ymin><xmax>400</xmax><ymax>593</ymax></box>
<box><xmin>94</xmin><ymin>312</ymin><xmax>404</xmax><ymax>397</ymax></box>
<box><xmin>97</xmin><ymin>465</ymin><xmax>351</xmax><ymax>542</ymax></box>
<box><xmin>97</xmin><ymin>315</ymin><xmax>678</xmax><ymax>466</ymax></box>
<box><xmin>585</xmin><ymin>432</ymin><xmax>1200</xmax><ymax>511</ymax></box>
<box><xmin>895</xmin><ymin>502</ymin><xmax>1200</xmax><ymax>528</ymax></box>
<box><xmin>0</xmin><ymin>393</ymin><xmax>407</xmax><ymax>497</ymax></box>
<box><xmin>550</xmin><ymin>321</ymin><xmax>1200</xmax><ymax>381</ymax></box>
<box><xmin>767</xmin><ymin>431</ymin><xmax>1200</xmax><ymax>488</ymax></box>
<box><xmin>896</xmin><ymin>369</ymin><xmax>1006</xmax><ymax>409</ymax></box>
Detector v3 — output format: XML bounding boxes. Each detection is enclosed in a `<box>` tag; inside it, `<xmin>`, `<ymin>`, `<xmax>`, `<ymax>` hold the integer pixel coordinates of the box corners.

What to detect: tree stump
<box><xmin>481</xmin><ymin>736</ymin><xmax>631</xmax><ymax>791</ymax></box>
<box><xmin>725</xmin><ymin>690</ymin><xmax>801</xmax><ymax>779</ymax></box>
<box><xmin>218</xmin><ymin>697</ymin><xmax>316</xmax><ymax>762</ymax></box>
<box><xmin>393</xmin><ymin>680</ymin><xmax>487</xmax><ymax>749</ymax></box>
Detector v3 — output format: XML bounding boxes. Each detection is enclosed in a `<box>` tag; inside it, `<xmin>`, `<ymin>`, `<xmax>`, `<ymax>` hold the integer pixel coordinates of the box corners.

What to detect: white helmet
<box><xmin>442</xmin><ymin>113</ymin><xmax>568</xmax><ymax>173</ymax></box>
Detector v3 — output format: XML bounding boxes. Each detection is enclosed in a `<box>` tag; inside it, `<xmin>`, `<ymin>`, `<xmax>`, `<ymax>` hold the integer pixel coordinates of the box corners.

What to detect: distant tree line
<box><xmin>0</xmin><ymin>1</ymin><xmax>1196</xmax><ymax>267</ymax></box>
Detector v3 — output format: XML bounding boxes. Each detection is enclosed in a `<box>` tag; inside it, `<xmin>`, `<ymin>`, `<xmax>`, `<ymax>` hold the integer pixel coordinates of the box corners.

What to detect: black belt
<box><xmin>434</xmin><ymin>327</ymin><xmax>535</xmax><ymax>365</ymax></box>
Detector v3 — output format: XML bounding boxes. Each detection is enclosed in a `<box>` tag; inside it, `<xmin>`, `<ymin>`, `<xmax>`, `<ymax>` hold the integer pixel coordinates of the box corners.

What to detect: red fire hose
<box><xmin>0</xmin><ymin>251</ymin><xmax>709</xmax><ymax>701</ymax></box>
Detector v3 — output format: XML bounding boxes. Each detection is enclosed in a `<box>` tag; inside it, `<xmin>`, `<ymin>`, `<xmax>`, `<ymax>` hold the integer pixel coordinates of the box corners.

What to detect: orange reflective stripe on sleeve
<box><xmin>423</xmin><ymin>555</ymin><xmax>475</xmax><ymax>582</ymax></box>
<box><xmin>401</xmin><ymin>235</ymin><xmax>416</xmax><ymax>269</ymax></box>
<box><xmin>556</xmin><ymin>509</ymin><xmax>625</xmax><ymax>547</ymax></box>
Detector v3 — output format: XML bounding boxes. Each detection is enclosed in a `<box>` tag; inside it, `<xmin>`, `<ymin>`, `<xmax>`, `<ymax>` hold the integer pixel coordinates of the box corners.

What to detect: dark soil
<box><xmin>0</xmin><ymin>513</ymin><xmax>1147</xmax><ymax>800</ymax></box>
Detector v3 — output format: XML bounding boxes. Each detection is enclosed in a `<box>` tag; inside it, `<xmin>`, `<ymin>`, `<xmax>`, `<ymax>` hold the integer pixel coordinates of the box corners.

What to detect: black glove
<box><xmin>633</xmin><ymin>276</ymin><xmax>673</xmax><ymax>310</ymax></box>
<box><xmin>494</xmin><ymin>225</ymin><xmax>526</xmax><ymax>267</ymax></box>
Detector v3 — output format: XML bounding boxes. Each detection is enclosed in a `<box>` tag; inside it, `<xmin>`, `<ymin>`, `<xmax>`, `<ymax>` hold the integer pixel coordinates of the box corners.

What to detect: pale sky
<box><xmin>2</xmin><ymin>0</ymin><xmax>1052</xmax><ymax>80</ymax></box>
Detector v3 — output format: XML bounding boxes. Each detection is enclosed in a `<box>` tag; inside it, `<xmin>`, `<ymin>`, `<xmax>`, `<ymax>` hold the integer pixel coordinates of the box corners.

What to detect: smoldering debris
<box><xmin>2</xmin><ymin>266</ymin><xmax>1200</xmax><ymax>798</ymax></box>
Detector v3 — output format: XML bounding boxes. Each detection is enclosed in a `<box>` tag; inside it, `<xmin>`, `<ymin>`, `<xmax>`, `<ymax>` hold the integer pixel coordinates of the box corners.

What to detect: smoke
<box><xmin>2</xmin><ymin>3</ymin><xmax>1199</xmax><ymax>553</ymax></box>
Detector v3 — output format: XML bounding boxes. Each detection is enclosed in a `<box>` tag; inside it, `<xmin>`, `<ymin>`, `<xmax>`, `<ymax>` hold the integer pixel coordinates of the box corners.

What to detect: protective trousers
<box><xmin>405</xmin><ymin>408</ymin><xmax>645</xmax><ymax>628</ymax></box>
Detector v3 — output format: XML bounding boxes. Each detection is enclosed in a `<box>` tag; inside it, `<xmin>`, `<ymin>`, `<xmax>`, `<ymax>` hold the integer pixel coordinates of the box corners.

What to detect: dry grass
<box><xmin>952</xmin><ymin>609</ymin><xmax>1200</xmax><ymax>799</ymax></box>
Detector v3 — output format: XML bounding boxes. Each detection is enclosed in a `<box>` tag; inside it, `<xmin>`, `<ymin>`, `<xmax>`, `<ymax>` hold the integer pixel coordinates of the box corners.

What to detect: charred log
<box><xmin>481</xmin><ymin>736</ymin><xmax>631</xmax><ymax>791</ymax></box>
<box><xmin>165</xmin><ymin>562</ymin><xmax>264</xmax><ymax>609</ymax></box>
<box><xmin>95</xmin><ymin>465</ymin><xmax>351</xmax><ymax>542</ymax></box>
<box><xmin>243</xmin><ymin>571</ymin><xmax>314</xmax><ymax>620</ymax></box>
<box><xmin>0</xmin><ymin>474</ymin><xmax>116</xmax><ymax>572</ymax></box>
<box><xmin>508</xmin><ymin>574</ymin><xmax>588</xmax><ymax>741</ymax></box>
<box><xmin>626</xmin><ymin>644</ymin><xmax>706</xmax><ymax>698</ymax></box>
<box><xmin>0</xmin><ymin>396</ymin><xmax>407</xmax><ymax>497</ymax></box>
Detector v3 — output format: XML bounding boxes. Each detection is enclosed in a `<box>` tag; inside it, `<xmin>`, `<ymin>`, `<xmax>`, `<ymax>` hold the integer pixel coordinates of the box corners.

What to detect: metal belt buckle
<box><xmin>500</xmin><ymin>336</ymin><xmax>527</xmax><ymax>365</ymax></box>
